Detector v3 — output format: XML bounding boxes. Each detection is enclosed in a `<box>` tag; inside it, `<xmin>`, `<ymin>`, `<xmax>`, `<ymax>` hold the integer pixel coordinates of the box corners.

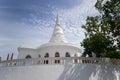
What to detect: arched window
<box><xmin>25</xmin><ymin>55</ymin><xmax>32</xmax><ymax>59</ymax></box>
<box><xmin>44</xmin><ymin>53</ymin><xmax>49</xmax><ymax>64</ymax></box>
<box><xmin>44</xmin><ymin>53</ymin><xmax>49</xmax><ymax>57</ymax></box>
<box><xmin>55</xmin><ymin>52</ymin><xmax>60</xmax><ymax>63</ymax></box>
<box><xmin>65</xmin><ymin>52</ymin><xmax>70</xmax><ymax>57</ymax></box>
<box><xmin>55</xmin><ymin>52</ymin><xmax>60</xmax><ymax>57</ymax></box>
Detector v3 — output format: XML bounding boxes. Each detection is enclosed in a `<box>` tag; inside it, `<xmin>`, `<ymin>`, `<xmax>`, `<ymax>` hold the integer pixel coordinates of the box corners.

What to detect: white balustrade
<box><xmin>0</xmin><ymin>57</ymin><xmax>119</xmax><ymax>67</ymax></box>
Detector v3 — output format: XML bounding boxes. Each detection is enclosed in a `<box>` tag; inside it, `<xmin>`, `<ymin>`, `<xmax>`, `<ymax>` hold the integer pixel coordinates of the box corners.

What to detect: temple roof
<box><xmin>49</xmin><ymin>14</ymin><xmax>68</xmax><ymax>43</ymax></box>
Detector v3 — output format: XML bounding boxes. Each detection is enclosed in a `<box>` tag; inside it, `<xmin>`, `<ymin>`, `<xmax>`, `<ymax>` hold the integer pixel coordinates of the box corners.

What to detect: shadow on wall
<box><xmin>58</xmin><ymin>63</ymin><xmax>120</xmax><ymax>80</ymax></box>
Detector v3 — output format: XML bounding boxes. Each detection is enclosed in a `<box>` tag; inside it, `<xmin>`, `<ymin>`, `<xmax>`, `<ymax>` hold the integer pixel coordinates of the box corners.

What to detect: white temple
<box><xmin>0</xmin><ymin>15</ymin><xmax>120</xmax><ymax>80</ymax></box>
<box><xmin>18</xmin><ymin>14</ymin><xmax>81</xmax><ymax>59</ymax></box>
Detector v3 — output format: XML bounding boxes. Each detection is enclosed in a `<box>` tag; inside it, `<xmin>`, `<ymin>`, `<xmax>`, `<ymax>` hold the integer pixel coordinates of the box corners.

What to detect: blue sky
<box><xmin>0</xmin><ymin>0</ymin><xmax>99</xmax><ymax>59</ymax></box>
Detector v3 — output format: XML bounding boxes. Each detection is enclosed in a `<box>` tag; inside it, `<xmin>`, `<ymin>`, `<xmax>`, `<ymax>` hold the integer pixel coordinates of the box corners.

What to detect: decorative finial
<box><xmin>56</xmin><ymin>13</ymin><xmax>60</xmax><ymax>26</ymax></box>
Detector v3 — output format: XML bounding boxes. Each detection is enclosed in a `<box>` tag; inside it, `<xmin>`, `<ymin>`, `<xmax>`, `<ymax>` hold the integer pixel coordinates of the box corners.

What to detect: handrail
<box><xmin>0</xmin><ymin>57</ymin><xmax>120</xmax><ymax>67</ymax></box>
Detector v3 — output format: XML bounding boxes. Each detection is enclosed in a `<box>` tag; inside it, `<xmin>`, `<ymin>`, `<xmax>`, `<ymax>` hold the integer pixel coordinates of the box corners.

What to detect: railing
<box><xmin>0</xmin><ymin>57</ymin><xmax>120</xmax><ymax>67</ymax></box>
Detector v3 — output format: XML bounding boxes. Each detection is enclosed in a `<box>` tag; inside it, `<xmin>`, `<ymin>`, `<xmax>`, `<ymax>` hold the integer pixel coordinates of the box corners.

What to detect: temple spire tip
<box><xmin>56</xmin><ymin>13</ymin><xmax>60</xmax><ymax>25</ymax></box>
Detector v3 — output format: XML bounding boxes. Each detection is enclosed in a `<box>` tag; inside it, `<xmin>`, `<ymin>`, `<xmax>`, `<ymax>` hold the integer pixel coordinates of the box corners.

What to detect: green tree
<box><xmin>81</xmin><ymin>0</ymin><xmax>120</xmax><ymax>58</ymax></box>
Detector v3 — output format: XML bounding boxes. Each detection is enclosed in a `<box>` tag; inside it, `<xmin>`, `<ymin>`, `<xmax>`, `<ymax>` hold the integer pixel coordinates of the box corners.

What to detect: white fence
<box><xmin>0</xmin><ymin>57</ymin><xmax>120</xmax><ymax>67</ymax></box>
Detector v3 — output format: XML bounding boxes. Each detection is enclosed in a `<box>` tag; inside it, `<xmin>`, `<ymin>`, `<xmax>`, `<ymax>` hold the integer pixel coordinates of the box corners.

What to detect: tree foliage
<box><xmin>81</xmin><ymin>0</ymin><xmax>120</xmax><ymax>58</ymax></box>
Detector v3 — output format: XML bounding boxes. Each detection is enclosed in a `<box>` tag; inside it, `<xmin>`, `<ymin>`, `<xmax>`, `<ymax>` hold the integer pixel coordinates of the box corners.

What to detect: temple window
<box><xmin>55</xmin><ymin>52</ymin><xmax>60</xmax><ymax>63</ymax></box>
<box><xmin>55</xmin><ymin>52</ymin><xmax>60</xmax><ymax>57</ymax></box>
<box><xmin>65</xmin><ymin>52</ymin><xmax>70</xmax><ymax>57</ymax></box>
<box><xmin>44</xmin><ymin>53</ymin><xmax>49</xmax><ymax>64</ymax></box>
<box><xmin>25</xmin><ymin>55</ymin><xmax>32</xmax><ymax>59</ymax></box>
<box><xmin>44</xmin><ymin>53</ymin><xmax>49</xmax><ymax>57</ymax></box>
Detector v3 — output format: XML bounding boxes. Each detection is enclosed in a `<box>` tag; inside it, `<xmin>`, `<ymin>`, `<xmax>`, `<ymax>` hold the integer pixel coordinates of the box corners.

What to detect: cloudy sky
<box><xmin>0</xmin><ymin>0</ymin><xmax>99</xmax><ymax>59</ymax></box>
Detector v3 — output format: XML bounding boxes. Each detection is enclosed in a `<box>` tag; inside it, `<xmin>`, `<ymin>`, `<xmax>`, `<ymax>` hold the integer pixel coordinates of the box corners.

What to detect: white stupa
<box><xmin>18</xmin><ymin>14</ymin><xmax>81</xmax><ymax>59</ymax></box>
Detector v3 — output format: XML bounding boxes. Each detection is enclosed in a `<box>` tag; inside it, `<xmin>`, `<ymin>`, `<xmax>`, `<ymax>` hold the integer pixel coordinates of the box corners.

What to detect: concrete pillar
<box><xmin>7</xmin><ymin>54</ymin><xmax>9</xmax><ymax>60</ymax></box>
<box><xmin>11</xmin><ymin>53</ymin><xmax>14</xmax><ymax>60</ymax></box>
<box><xmin>0</xmin><ymin>56</ymin><xmax>1</xmax><ymax>61</ymax></box>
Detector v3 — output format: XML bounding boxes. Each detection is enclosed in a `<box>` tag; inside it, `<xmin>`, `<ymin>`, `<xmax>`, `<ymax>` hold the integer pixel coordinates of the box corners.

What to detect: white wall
<box><xmin>0</xmin><ymin>63</ymin><xmax>119</xmax><ymax>80</ymax></box>
<box><xmin>18</xmin><ymin>48</ymin><xmax>37</xmax><ymax>59</ymax></box>
<box><xmin>18</xmin><ymin>45</ymin><xmax>81</xmax><ymax>59</ymax></box>
<box><xmin>37</xmin><ymin>46</ymin><xmax>81</xmax><ymax>57</ymax></box>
